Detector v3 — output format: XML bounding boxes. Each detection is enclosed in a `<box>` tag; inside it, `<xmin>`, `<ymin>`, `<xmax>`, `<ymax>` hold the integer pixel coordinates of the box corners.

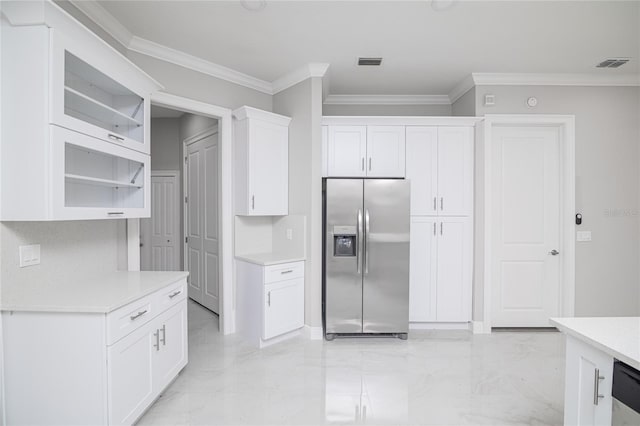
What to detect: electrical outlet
<box><xmin>576</xmin><ymin>231</ymin><xmax>592</xmax><ymax>242</ymax></box>
<box><xmin>286</xmin><ymin>228</ymin><xmax>293</xmax><ymax>240</ymax></box>
<box><xmin>19</xmin><ymin>244</ymin><xmax>41</xmax><ymax>267</ymax></box>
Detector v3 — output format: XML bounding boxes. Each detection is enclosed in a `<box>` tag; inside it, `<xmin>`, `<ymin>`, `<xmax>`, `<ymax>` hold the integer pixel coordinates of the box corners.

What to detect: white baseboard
<box><xmin>409</xmin><ymin>322</ymin><xmax>471</xmax><ymax>330</ymax></box>
<box><xmin>303</xmin><ymin>325</ymin><xmax>323</xmax><ymax>340</ymax></box>
<box><xmin>472</xmin><ymin>321</ymin><xmax>490</xmax><ymax>334</ymax></box>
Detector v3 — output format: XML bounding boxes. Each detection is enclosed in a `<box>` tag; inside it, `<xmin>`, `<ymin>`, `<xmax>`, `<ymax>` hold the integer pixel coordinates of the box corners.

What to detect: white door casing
<box><xmin>140</xmin><ymin>172</ymin><xmax>180</xmax><ymax>272</ymax></box>
<box><xmin>482</xmin><ymin>115</ymin><xmax>575</xmax><ymax>332</ymax></box>
<box><xmin>185</xmin><ymin>129</ymin><xmax>220</xmax><ymax>314</ymax></box>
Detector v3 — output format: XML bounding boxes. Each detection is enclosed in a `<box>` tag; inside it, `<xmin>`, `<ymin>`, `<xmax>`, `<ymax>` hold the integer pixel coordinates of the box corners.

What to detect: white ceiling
<box><xmin>97</xmin><ymin>0</ymin><xmax>640</xmax><ymax>96</ymax></box>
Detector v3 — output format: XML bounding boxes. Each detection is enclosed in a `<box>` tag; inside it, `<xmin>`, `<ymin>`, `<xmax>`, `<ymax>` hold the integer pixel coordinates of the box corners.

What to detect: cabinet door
<box><xmin>327</xmin><ymin>126</ymin><xmax>367</xmax><ymax>177</ymax></box>
<box><xmin>107</xmin><ymin>321</ymin><xmax>156</xmax><ymax>426</ymax></box>
<box><xmin>50</xmin><ymin>31</ymin><xmax>150</xmax><ymax>154</ymax></box>
<box><xmin>564</xmin><ymin>336</ymin><xmax>614</xmax><ymax>426</ymax></box>
<box><xmin>436</xmin><ymin>217</ymin><xmax>472</xmax><ymax>322</ymax></box>
<box><xmin>409</xmin><ymin>217</ymin><xmax>438</xmax><ymax>322</ymax></box>
<box><xmin>366</xmin><ymin>126</ymin><xmax>406</xmax><ymax>177</ymax></box>
<box><xmin>248</xmin><ymin>119</ymin><xmax>288</xmax><ymax>215</ymax></box>
<box><xmin>437</xmin><ymin>127</ymin><xmax>473</xmax><ymax>216</ymax></box>
<box><xmin>153</xmin><ymin>301</ymin><xmax>188</xmax><ymax>393</ymax></box>
<box><xmin>263</xmin><ymin>278</ymin><xmax>304</xmax><ymax>340</ymax></box>
<box><xmin>405</xmin><ymin>127</ymin><xmax>438</xmax><ymax>215</ymax></box>
<box><xmin>51</xmin><ymin>125</ymin><xmax>150</xmax><ymax>220</ymax></box>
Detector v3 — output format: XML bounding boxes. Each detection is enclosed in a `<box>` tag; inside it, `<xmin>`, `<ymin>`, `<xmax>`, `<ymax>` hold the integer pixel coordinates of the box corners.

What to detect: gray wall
<box><xmin>451</xmin><ymin>87</ymin><xmax>476</xmax><ymax>117</ymax></box>
<box><xmin>150</xmin><ymin>118</ymin><xmax>181</xmax><ymax>171</ymax></box>
<box><xmin>475</xmin><ymin>85</ymin><xmax>640</xmax><ymax>317</ymax></box>
<box><xmin>273</xmin><ymin>78</ymin><xmax>324</xmax><ymax>328</ymax></box>
<box><xmin>323</xmin><ymin>103</ymin><xmax>451</xmax><ymax>116</ymax></box>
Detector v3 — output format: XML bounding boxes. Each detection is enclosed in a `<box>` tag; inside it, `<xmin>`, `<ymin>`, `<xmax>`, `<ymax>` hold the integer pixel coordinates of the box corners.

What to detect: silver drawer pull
<box><xmin>107</xmin><ymin>212</ymin><xmax>124</xmax><ymax>216</ymax></box>
<box><xmin>280</xmin><ymin>270</ymin><xmax>294</xmax><ymax>274</ymax></box>
<box><xmin>168</xmin><ymin>290</ymin><xmax>182</xmax><ymax>299</ymax></box>
<box><xmin>153</xmin><ymin>330</ymin><xmax>160</xmax><ymax>351</ymax></box>
<box><xmin>108</xmin><ymin>133</ymin><xmax>125</xmax><ymax>142</ymax></box>
<box><xmin>130</xmin><ymin>310</ymin><xmax>147</xmax><ymax>321</ymax></box>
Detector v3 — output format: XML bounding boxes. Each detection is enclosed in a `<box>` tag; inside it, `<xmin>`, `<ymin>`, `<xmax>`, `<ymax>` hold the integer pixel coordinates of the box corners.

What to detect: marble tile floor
<box><xmin>138</xmin><ymin>300</ymin><xmax>565</xmax><ymax>426</ymax></box>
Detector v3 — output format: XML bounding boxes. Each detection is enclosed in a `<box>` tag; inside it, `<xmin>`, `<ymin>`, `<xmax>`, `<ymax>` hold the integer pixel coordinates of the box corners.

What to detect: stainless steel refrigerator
<box><xmin>323</xmin><ymin>178</ymin><xmax>410</xmax><ymax>340</ymax></box>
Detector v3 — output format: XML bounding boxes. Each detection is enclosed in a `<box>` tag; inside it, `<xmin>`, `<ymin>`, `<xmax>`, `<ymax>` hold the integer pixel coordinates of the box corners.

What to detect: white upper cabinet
<box><xmin>234</xmin><ymin>106</ymin><xmax>291</xmax><ymax>216</ymax></box>
<box><xmin>327</xmin><ymin>126</ymin><xmax>367</xmax><ymax>177</ymax></box>
<box><xmin>366</xmin><ymin>126</ymin><xmax>406</xmax><ymax>177</ymax></box>
<box><xmin>405</xmin><ymin>126</ymin><xmax>473</xmax><ymax>216</ymax></box>
<box><xmin>0</xmin><ymin>3</ymin><xmax>160</xmax><ymax>220</ymax></box>
<box><xmin>52</xmin><ymin>34</ymin><xmax>150</xmax><ymax>154</ymax></box>
<box><xmin>326</xmin><ymin>126</ymin><xmax>405</xmax><ymax>178</ymax></box>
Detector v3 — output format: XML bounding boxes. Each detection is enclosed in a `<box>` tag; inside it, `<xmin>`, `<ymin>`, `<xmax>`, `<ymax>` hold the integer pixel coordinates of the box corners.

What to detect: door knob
<box><xmin>549</xmin><ymin>249</ymin><xmax>560</xmax><ymax>256</ymax></box>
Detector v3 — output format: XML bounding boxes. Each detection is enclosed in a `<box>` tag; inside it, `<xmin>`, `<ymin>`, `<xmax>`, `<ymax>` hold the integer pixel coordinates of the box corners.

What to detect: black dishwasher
<box><xmin>612</xmin><ymin>360</ymin><xmax>640</xmax><ymax>424</ymax></box>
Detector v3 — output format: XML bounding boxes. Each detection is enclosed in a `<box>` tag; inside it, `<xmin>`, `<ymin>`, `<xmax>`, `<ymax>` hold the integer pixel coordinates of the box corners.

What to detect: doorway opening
<box><xmin>137</xmin><ymin>93</ymin><xmax>234</xmax><ymax>335</ymax></box>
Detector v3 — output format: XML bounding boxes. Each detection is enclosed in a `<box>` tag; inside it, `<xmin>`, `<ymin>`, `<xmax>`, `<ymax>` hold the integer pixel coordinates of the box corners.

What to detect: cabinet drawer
<box><xmin>106</xmin><ymin>295</ymin><xmax>155</xmax><ymax>346</ymax></box>
<box><xmin>264</xmin><ymin>261</ymin><xmax>304</xmax><ymax>283</ymax></box>
<box><xmin>155</xmin><ymin>279</ymin><xmax>187</xmax><ymax>313</ymax></box>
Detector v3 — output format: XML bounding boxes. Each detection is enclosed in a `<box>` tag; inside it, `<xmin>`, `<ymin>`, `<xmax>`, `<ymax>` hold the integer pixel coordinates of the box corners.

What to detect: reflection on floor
<box><xmin>138</xmin><ymin>300</ymin><xmax>564</xmax><ymax>425</ymax></box>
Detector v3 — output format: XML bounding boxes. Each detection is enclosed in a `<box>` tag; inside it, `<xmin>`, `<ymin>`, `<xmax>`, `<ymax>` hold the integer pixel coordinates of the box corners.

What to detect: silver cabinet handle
<box><xmin>361</xmin><ymin>158</ymin><xmax>365</xmax><ymax>171</ymax></box>
<box><xmin>549</xmin><ymin>249</ymin><xmax>560</xmax><ymax>256</ymax></box>
<box><xmin>433</xmin><ymin>197</ymin><xmax>436</xmax><ymax>211</ymax></box>
<box><xmin>267</xmin><ymin>291</ymin><xmax>271</xmax><ymax>307</ymax></box>
<box><xmin>433</xmin><ymin>222</ymin><xmax>436</xmax><ymax>236</ymax></box>
<box><xmin>251</xmin><ymin>195</ymin><xmax>255</xmax><ymax>210</ymax></box>
<box><xmin>280</xmin><ymin>270</ymin><xmax>293</xmax><ymax>274</ymax></box>
<box><xmin>108</xmin><ymin>133</ymin><xmax>125</xmax><ymax>142</ymax></box>
<box><xmin>368</xmin><ymin>157</ymin><xmax>372</xmax><ymax>171</ymax></box>
<box><xmin>153</xmin><ymin>330</ymin><xmax>160</xmax><ymax>351</ymax></box>
<box><xmin>130</xmin><ymin>310</ymin><xmax>147</xmax><ymax>321</ymax></box>
<box><xmin>108</xmin><ymin>212</ymin><xmax>124</xmax><ymax>216</ymax></box>
<box><xmin>357</xmin><ymin>209</ymin><xmax>363</xmax><ymax>274</ymax></box>
<box><xmin>440</xmin><ymin>197</ymin><xmax>444</xmax><ymax>211</ymax></box>
<box><xmin>440</xmin><ymin>222</ymin><xmax>443</xmax><ymax>235</ymax></box>
<box><xmin>364</xmin><ymin>209</ymin><xmax>370</xmax><ymax>274</ymax></box>
<box><xmin>593</xmin><ymin>368</ymin><xmax>605</xmax><ymax>405</ymax></box>
<box><xmin>160</xmin><ymin>324</ymin><xmax>166</xmax><ymax>346</ymax></box>
<box><xmin>168</xmin><ymin>290</ymin><xmax>182</xmax><ymax>298</ymax></box>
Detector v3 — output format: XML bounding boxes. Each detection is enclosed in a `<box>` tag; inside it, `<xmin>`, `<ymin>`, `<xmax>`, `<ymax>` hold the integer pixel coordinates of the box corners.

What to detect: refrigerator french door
<box><xmin>323</xmin><ymin>178</ymin><xmax>410</xmax><ymax>339</ymax></box>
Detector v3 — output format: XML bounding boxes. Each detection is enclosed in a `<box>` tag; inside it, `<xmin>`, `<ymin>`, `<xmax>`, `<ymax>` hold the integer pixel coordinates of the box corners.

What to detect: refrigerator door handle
<box><xmin>357</xmin><ymin>209</ymin><xmax>363</xmax><ymax>274</ymax></box>
<box><xmin>364</xmin><ymin>209</ymin><xmax>370</xmax><ymax>275</ymax></box>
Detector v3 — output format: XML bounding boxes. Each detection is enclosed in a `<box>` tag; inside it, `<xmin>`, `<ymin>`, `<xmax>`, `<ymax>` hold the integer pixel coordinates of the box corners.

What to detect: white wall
<box><xmin>475</xmin><ymin>85</ymin><xmax>640</xmax><ymax>317</ymax></box>
<box><xmin>451</xmin><ymin>87</ymin><xmax>476</xmax><ymax>117</ymax></box>
<box><xmin>150</xmin><ymin>118</ymin><xmax>181</xmax><ymax>171</ymax></box>
<box><xmin>273</xmin><ymin>78</ymin><xmax>324</xmax><ymax>328</ymax></box>
<box><xmin>323</xmin><ymin>103</ymin><xmax>451</xmax><ymax>116</ymax></box>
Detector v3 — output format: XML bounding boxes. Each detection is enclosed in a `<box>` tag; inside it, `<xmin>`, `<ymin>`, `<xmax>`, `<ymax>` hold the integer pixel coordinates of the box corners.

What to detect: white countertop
<box><xmin>1</xmin><ymin>271</ymin><xmax>189</xmax><ymax>314</ymax></box>
<box><xmin>235</xmin><ymin>252</ymin><xmax>305</xmax><ymax>266</ymax></box>
<box><xmin>550</xmin><ymin>317</ymin><xmax>640</xmax><ymax>370</ymax></box>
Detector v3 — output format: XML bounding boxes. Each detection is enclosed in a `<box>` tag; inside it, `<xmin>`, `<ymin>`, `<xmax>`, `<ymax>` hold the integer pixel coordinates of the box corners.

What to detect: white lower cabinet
<box><xmin>564</xmin><ymin>336</ymin><xmax>614</xmax><ymax>426</ymax></box>
<box><xmin>237</xmin><ymin>260</ymin><xmax>305</xmax><ymax>347</ymax></box>
<box><xmin>409</xmin><ymin>216</ymin><xmax>472</xmax><ymax>323</ymax></box>
<box><xmin>2</xmin><ymin>280</ymin><xmax>188</xmax><ymax>425</ymax></box>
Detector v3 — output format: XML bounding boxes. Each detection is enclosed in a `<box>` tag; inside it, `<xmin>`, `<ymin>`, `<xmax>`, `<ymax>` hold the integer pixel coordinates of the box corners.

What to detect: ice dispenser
<box><xmin>333</xmin><ymin>225</ymin><xmax>357</xmax><ymax>257</ymax></box>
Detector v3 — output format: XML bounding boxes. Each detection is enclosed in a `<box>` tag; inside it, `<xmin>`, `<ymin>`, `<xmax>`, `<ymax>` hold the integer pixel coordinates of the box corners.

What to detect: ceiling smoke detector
<box><xmin>358</xmin><ymin>57</ymin><xmax>383</xmax><ymax>66</ymax></box>
<box><xmin>596</xmin><ymin>58</ymin><xmax>630</xmax><ymax>68</ymax></box>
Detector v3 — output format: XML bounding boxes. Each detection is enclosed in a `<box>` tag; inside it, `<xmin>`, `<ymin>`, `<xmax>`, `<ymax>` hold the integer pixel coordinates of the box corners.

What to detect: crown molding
<box><xmin>272</xmin><ymin>63</ymin><xmax>330</xmax><ymax>94</ymax></box>
<box><xmin>69</xmin><ymin>0</ymin><xmax>133</xmax><ymax>47</ymax></box>
<box><xmin>448</xmin><ymin>74</ymin><xmax>476</xmax><ymax>104</ymax></box>
<box><xmin>324</xmin><ymin>94</ymin><xmax>451</xmax><ymax>106</ymax></box>
<box><xmin>128</xmin><ymin>36</ymin><xmax>274</xmax><ymax>94</ymax></box>
<box><xmin>472</xmin><ymin>72</ymin><xmax>640</xmax><ymax>87</ymax></box>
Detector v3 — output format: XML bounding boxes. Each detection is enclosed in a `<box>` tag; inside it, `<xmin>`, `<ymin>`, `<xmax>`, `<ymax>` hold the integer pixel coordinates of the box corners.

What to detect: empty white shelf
<box><xmin>64</xmin><ymin>86</ymin><xmax>143</xmax><ymax>128</ymax></box>
<box><xmin>65</xmin><ymin>173</ymin><xmax>143</xmax><ymax>189</ymax></box>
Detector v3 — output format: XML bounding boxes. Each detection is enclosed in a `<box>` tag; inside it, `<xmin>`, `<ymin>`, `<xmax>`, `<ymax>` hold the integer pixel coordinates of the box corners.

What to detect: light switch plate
<box><xmin>286</xmin><ymin>228</ymin><xmax>293</xmax><ymax>240</ymax></box>
<box><xmin>19</xmin><ymin>244</ymin><xmax>41</xmax><ymax>267</ymax></box>
<box><xmin>576</xmin><ymin>231</ymin><xmax>592</xmax><ymax>242</ymax></box>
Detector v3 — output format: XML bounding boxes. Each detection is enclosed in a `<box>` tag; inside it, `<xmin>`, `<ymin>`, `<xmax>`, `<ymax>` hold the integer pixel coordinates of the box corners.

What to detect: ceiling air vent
<box><xmin>596</xmin><ymin>58</ymin><xmax>630</xmax><ymax>68</ymax></box>
<box><xmin>358</xmin><ymin>57</ymin><xmax>383</xmax><ymax>66</ymax></box>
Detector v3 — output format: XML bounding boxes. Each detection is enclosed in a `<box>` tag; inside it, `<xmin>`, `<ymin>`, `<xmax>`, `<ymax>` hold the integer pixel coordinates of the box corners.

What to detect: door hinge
<box><xmin>184</xmin><ymin>157</ymin><xmax>188</xmax><ymax>163</ymax></box>
<box><xmin>185</xmin><ymin>237</ymin><xmax>188</xmax><ymax>243</ymax></box>
<box><xmin>184</xmin><ymin>196</ymin><xmax>188</xmax><ymax>203</ymax></box>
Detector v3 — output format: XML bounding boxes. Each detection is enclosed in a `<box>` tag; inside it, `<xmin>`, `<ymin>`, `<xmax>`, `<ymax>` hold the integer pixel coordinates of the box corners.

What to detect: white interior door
<box><xmin>185</xmin><ymin>131</ymin><xmax>220</xmax><ymax>314</ymax></box>
<box><xmin>140</xmin><ymin>174</ymin><xmax>180</xmax><ymax>271</ymax></box>
<box><xmin>491</xmin><ymin>126</ymin><xmax>561</xmax><ymax>327</ymax></box>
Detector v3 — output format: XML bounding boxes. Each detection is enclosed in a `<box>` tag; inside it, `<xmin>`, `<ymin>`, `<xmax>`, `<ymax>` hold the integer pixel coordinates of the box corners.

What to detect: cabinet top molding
<box><xmin>2</xmin><ymin>0</ymin><xmax>162</xmax><ymax>94</ymax></box>
<box><xmin>322</xmin><ymin>116</ymin><xmax>482</xmax><ymax>127</ymax></box>
<box><xmin>233</xmin><ymin>106</ymin><xmax>292</xmax><ymax>126</ymax></box>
